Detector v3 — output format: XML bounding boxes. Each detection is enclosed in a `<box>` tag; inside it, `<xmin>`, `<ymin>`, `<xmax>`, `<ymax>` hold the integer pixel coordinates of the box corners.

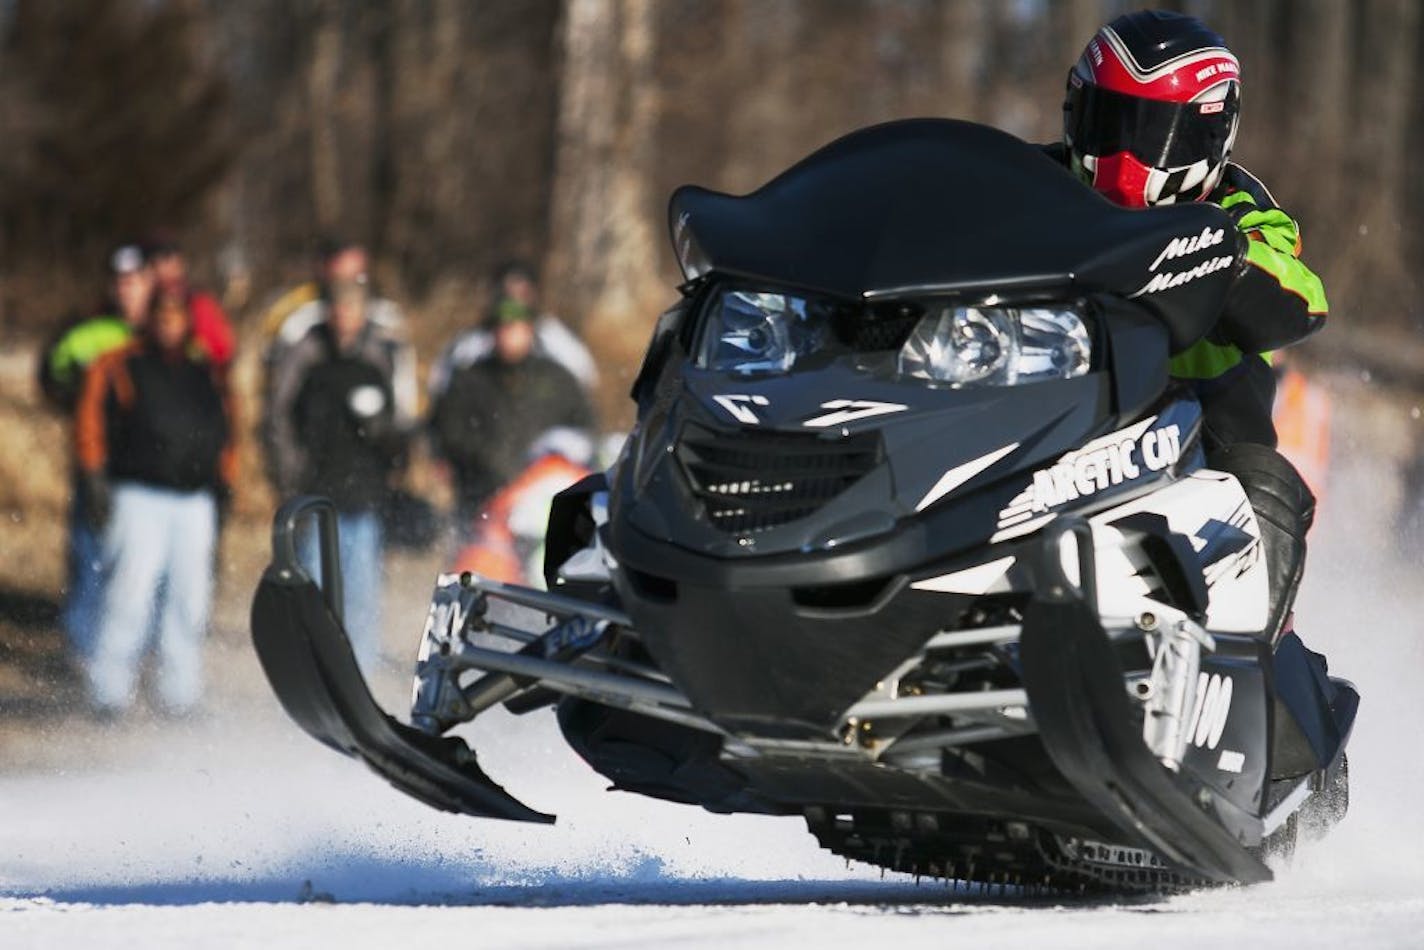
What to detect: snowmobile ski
<box><xmin>250</xmin><ymin>497</ymin><xmax>554</xmax><ymax>823</ymax></box>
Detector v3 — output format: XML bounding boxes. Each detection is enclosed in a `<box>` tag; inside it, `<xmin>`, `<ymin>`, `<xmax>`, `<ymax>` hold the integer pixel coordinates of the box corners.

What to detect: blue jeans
<box><xmin>86</xmin><ymin>482</ymin><xmax>217</xmax><ymax>713</ymax></box>
<box><xmin>298</xmin><ymin>509</ymin><xmax>384</xmax><ymax>674</ymax></box>
<box><xmin>62</xmin><ymin>485</ymin><xmax>105</xmax><ymax>659</ymax></box>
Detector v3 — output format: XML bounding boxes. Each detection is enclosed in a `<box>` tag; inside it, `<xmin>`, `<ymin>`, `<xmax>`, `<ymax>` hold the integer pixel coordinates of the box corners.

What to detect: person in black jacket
<box><xmin>75</xmin><ymin>290</ymin><xmax>235</xmax><ymax>718</ymax></box>
<box><xmin>262</xmin><ymin>278</ymin><xmax>413</xmax><ymax>670</ymax></box>
<box><xmin>42</xmin><ymin>245</ymin><xmax>154</xmax><ymax>663</ymax></box>
<box><xmin>430</xmin><ymin>301</ymin><xmax>596</xmax><ymax>530</ymax></box>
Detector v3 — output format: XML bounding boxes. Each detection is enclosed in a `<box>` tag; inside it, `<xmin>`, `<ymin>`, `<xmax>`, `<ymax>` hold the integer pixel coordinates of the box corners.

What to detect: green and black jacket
<box><xmin>40</xmin><ymin>314</ymin><xmax>135</xmax><ymax>412</ymax></box>
<box><xmin>1043</xmin><ymin>144</ymin><xmax>1328</xmax><ymax>382</ymax></box>
<box><xmin>1171</xmin><ymin>163</ymin><xmax>1328</xmax><ymax>381</ymax></box>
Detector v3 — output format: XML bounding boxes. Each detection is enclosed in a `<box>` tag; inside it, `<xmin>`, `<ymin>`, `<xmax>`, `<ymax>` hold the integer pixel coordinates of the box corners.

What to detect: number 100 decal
<box><xmin>1188</xmin><ymin>672</ymin><xmax>1234</xmax><ymax>751</ymax></box>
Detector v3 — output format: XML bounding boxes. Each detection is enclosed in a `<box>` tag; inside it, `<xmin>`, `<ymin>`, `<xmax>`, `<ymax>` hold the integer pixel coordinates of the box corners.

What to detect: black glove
<box><xmin>1225</xmin><ymin>203</ymin><xmax>1255</xmax><ymax>280</ymax></box>
<box><xmin>80</xmin><ymin>473</ymin><xmax>112</xmax><ymax>532</ymax></box>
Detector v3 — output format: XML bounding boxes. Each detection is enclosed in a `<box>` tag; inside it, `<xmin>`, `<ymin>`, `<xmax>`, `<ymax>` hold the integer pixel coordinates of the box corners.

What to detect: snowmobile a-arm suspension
<box><xmin>409</xmin><ymin>571</ymin><xmax>728</xmax><ymax>740</ymax></box>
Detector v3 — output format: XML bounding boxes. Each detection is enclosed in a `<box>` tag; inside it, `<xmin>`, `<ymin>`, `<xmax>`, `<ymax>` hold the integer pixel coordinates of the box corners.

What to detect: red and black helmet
<box><xmin>1064</xmin><ymin>10</ymin><xmax>1241</xmax><ymax>208</ymax></box>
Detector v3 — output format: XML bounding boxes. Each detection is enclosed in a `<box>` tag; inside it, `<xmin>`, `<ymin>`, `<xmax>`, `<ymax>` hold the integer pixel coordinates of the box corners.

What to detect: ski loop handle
<box><xmin>271</xmin><ymin>495</ymin><xmax>345</xmax><ymax>625</ymax></box>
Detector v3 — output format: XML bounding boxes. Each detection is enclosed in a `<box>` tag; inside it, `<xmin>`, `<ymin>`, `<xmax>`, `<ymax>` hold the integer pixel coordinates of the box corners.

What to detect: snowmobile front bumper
<box><xmin>251</xmin><ymin>499</ymin><xmax>1302</xmax><ymax>885</ymax></box>
<box><xmin>1018</xmin><ymin>518</ymin><xmax>1271</xmax><ymax>884</ymax></box>
<box><xmin>250</xmin><ymin>497</ymin><xmax>554</xmax><ymax>823</ymax></box>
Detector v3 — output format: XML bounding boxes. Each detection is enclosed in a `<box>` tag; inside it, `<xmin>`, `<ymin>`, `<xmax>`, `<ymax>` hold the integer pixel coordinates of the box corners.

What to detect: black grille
<box><xmin>834</xmin><ymin>300</ymin><xmax>925</xmax><ymax>352</ymax></box>
<box><xmin>677</xmin><ymin>424</ymin><xmax>882</xmax><ymax>534</ymax></box>
<box><xmin>842</xmin><ymin>311</ymin><xmax>920</xmax><ymax>351</ymax></box>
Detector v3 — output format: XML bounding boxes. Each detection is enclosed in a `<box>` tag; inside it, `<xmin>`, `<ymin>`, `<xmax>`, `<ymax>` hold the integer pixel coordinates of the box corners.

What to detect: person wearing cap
<box><xmin>427</xmin><ymin>260</ymin><xmax>597</xmax><ymax>403</ymax></box>
<box><xmin>38</xmin><ymin>245</ymin><xmax>155</xmax><ymax>662</ymax></box>
<box><xmin>41</xmin><ymin>245</ymin><xmax>152</xmax><ymax>410</ymax></box>
<box><xmin>260</xmin><ymin>238</ymin><xmax>406</xmax><ymax>349</ymax></box>
<box><xmin>146</xmin><ymin>235</ymin><xmax>237</xmax><ymax>368</ymax></box>
<box><xmin>74</xmin><ymin>288</ymin><xmax>236</xmax><ymax>718</ymax></box>
<box><xmin>261</xmin><ymin>276</ymin><xmax>416</xmax><ymax>671</ymax></box>
<box><xmin>429</xmin><ymin>291</ymin><xmax>596</xmax><ymax>534</ymax></box>
<box><xmin>260</xmin><ymin>238</ymin><xmax>407</xmax><ymax>384</ymax></box>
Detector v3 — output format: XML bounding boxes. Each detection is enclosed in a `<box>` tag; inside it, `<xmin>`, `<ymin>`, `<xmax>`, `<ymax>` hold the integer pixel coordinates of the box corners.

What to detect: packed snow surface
<box><xmin>4</xmin><ymin>455</ymin><xmax>1423</xmax><ymax>948</ymax></box>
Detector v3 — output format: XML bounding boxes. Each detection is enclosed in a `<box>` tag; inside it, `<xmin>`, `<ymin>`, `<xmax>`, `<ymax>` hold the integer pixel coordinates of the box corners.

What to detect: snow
<box><xmin>4</xmin><ymin>452</ymin><xmax>1424</xmax><ymax>947</ymax></box>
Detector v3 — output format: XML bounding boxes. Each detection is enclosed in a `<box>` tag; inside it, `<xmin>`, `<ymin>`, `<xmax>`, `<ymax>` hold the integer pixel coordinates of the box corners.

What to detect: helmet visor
<box><xmin>1065</xmin><ymin>81</ymin><xmax>1239</xmax><ymax>170</ymax></box>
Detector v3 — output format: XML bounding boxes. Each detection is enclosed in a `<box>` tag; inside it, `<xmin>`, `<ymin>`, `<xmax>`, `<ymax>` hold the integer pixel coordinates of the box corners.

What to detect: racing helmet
<box><xmin>1064</xmin><ymin>11</ymin><xmax>1241</xmax><ymax>208</ymax></box>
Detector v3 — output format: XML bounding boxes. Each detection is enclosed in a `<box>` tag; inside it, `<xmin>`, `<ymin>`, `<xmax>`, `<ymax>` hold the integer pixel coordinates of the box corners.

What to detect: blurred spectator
<box><xmin>428</xmin><ymin>260</ymin><xmax>597</xmax><ymax>401</ymax></box>
<box><xmin>451</xmin><ymin>436</ymin><xmax>595</xmax><ymax>586</ymax></box>
<box><xmin>262</xmin><ymin>278</ymin><xmax>416</xmax><ymax>670</ymax></box>
<box><xmin>430</xmin><ymin>301</ymin><xmax>596</xmax><ymax>527</ymax></box>
<box><xmin>146</xmin><ymin>235</ymin><xmax>237</xmax><ymax>368</ymax></box>
<box><xmin>260</xmin><ymin>238</ymin><xmax>405</xmax><ymax>372</ymax></box>
<box><xmin>39</xmin><ymin>245</ymin><xmax>154</xmax><ymax>661</ymax></box>
<box><xmin>40</xmin><ymin>245</ymin><xmax>152</xmax><ymax>410</ymax></box>
<box><xmin>74</xmin><ymin>290</ymin><xmax>236</xmax><ymax>718</ymax></box>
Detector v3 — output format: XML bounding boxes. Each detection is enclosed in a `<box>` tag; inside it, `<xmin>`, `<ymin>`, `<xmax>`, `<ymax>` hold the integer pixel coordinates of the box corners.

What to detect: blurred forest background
<box><xmin>1</xmin><ymin>0</ymin><xmax>1421</xmax><ymax>415</ymax></box>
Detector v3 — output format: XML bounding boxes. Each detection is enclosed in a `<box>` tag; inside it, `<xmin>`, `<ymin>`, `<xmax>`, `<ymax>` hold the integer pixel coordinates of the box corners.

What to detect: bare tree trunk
<box><xmin>307</xmin><ymin>0</ymin><xmax>343</xmax><ymax>233</ymax></box>
<box><xmin>1339</xmin><ymin>0</ymin><xmax>1419</xmax><ymax>316</ymax></box>
<box><xmin>545</xmin><ymin>0</ymin><xmax>663</xmax><ymax>423</ymax></box>
<box><xmin>1054</xmin><ymin>0</ymin><xmax>1103</xmax><ymax>74</ymax></box>
<box><xmin>719</xmin><ymin>0</ymin><xmax>802</xmax><ymax>191</ymax></box>
<box><xmin>940</xmin><ymin>0</ymin><xmax>988</xmax><ymax>122</ymax></box>
<box><xmin>1280</xmin><ymin>1</ymin><xmax>1349</xmax><ymax>224</ymax></box>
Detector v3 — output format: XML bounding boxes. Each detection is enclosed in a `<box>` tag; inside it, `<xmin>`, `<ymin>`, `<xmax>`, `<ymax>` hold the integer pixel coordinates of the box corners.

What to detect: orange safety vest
<box><xmin>1272</xmin><ymin>367</ymin><xmax>1331</xmax><ymax>507</ymax></box>
<box><xmin>452</xmin><ymin>454</ymin><xmax>592</xmax><ymax>585</ymax></box>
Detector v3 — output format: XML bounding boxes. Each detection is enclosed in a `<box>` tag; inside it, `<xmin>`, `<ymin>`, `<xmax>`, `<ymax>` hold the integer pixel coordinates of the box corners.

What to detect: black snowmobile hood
<box><xmin>670</xmin><ymin>118</ymin><xmax>1235</xmax><ymax>351</ymax></box>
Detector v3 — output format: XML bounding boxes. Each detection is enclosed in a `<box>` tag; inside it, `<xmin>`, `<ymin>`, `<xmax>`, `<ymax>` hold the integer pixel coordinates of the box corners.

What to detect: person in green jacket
<box><xmin>1055</xmin><ymin>10</ymin><xmax>1326</xmax><ymax>641</ymax></box>
<box><xmin>40</xmin><ymin>244</ymin><xmax>154</xmax><ymax>664</ymax></box>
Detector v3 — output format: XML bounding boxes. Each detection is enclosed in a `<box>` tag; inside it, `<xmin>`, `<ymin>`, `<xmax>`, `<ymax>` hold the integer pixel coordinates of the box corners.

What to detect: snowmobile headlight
<box><xmin>697</xmin><ymin>289</ymin><xmax>836</xmax><ymax>375</ymax></box>
<box><xmin>896</xmin><ymin>305</ymin><xmax>1091</xmax><ymax>387</ymax></box>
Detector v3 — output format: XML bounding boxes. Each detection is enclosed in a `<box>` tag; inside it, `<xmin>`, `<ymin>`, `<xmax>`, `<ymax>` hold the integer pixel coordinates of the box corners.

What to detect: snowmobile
<box><xmin>252</xmin><ymin>119</ymin><xmax>1357</xmax><ymax>893</ymax></box>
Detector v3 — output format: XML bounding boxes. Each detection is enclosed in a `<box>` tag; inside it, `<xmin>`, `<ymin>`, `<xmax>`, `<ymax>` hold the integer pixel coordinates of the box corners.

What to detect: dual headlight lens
<box><xmin>699</xmin><ymin>289</ymin><xmax>1092</xmax><ymax>387</ymax></box>
<box><xmin>896</xmin><ymin>305</ymin><xmax>1092</xmax><ymax>386</ymax></box>
<box><xmin>698</xmin><ymin>290</ymin><xmax>832</xmax><ymax>374</ymax></box>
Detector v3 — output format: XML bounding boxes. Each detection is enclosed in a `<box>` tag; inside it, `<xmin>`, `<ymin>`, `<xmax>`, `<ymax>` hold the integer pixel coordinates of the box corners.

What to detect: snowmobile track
<box><xmin>806</xmin><ymin>808</ymin><xmax>1212</xmax><ymax>896</ymax></box>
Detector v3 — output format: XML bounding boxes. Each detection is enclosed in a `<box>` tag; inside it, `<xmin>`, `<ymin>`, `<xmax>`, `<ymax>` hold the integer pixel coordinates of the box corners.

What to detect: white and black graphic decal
<box><xmin>996</xmin><ymin>418</ymin><xmax>1182</xmax><ymax>529</ymax></box>
<box><xmin>1217</xmin><ymin>749</ymin><xmax>1246</xmax><ymax>773</ymax></box>
<box><xmin>1195</xmin><ymin>499</ymin><xmax>1262</xmax><ymax>586</ymax></box>
<box><xmin>1187</xmin><ymin>672</ymin><xmax>1234</xmax><ymax>751</ymax></box>
<box><xmin>1131</xmin><ymin>225</ymin><xmax>1234</xmax><ymax>297</ymax></box>
<box><xmin>712</xmin><ymin>393</ymin><xmax>770</xmax><ymax>425</ymax></box>
<box><xmin>916</xmin><ymin>442</ymin><xmax>1020</xmax><ymax>512</ymax></box>
<box><xmin>802</xmin><ymin>399</ymin><xmax>908</xmax><ymax>428</ymax></box>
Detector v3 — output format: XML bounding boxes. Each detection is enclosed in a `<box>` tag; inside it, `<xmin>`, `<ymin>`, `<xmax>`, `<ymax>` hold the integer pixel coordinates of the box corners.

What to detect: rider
<box><xmin>1052</xmin><ymin>10</ymin><xmax>1327</xmax><ymax>641</ymax></box>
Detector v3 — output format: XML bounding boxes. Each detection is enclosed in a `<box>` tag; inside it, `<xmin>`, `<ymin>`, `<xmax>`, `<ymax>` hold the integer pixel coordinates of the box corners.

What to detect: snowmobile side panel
<box><xmin>1018</xmin><ymin>520</ymin><xmax>1272</xmax><ymax>884</ymax></box>
<box><xmin>1270</xmin><ymin>632</ymin><xmax>1360</xmax><ymax>777</ymax></box>
<box><xmin>251</xmin><ymin>498</ymin><xmax>554</xmax><ymax>824</ymax></box>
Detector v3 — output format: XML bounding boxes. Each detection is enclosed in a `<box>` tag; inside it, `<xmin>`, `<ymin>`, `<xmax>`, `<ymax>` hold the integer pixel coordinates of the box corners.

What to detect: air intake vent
<box><xmin>677</xmin><ymin>424</ymin><xmax>881</xmax><ymax>534</ymax></box>
<box><xmin>841</xmin><ymin>310</ymin><xmax>920</xmax><ymax>351</ymax></box>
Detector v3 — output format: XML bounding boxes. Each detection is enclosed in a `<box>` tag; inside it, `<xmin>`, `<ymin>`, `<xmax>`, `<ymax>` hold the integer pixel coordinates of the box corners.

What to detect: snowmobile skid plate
<box><xmin>250</xmin><ymin>496</ymin><xmax>554</xmax><ymax>823</ymax></box>
<box><xmin>1018</xmin><ymin>519</ymin><xmax>1270</xmax><ymax>884</ymax></box>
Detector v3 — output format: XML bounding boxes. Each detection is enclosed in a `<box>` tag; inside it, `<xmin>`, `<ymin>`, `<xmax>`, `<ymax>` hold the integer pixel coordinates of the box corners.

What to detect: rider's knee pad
<box><xmin>1207</xmin><ymin>442</ymin><xmax>1316</xmax><ymax>539</ymax></box>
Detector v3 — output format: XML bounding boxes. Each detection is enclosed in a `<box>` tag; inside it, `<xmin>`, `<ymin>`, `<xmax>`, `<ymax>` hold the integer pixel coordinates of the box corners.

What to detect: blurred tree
<box><xmin>0</xmin><ymin>0</ymin><xmax>235</xmax><ymax>327</ymax></box>
<box><xmin>0</xmin><ymin>0</ymin><xmax>1420</xmax><ymax>387</ymax></box>
<box><xmin>544</xmin><ymin>0</ymin><xmax>663</xmax><ymax>415</ymax></box>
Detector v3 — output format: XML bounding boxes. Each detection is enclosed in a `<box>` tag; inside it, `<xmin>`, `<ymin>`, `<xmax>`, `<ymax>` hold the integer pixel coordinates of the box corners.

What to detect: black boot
<box><xmin>1207</xmin><ymin>443</ymin><xmax>1316</xmax><ymax>642</ymax></box>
